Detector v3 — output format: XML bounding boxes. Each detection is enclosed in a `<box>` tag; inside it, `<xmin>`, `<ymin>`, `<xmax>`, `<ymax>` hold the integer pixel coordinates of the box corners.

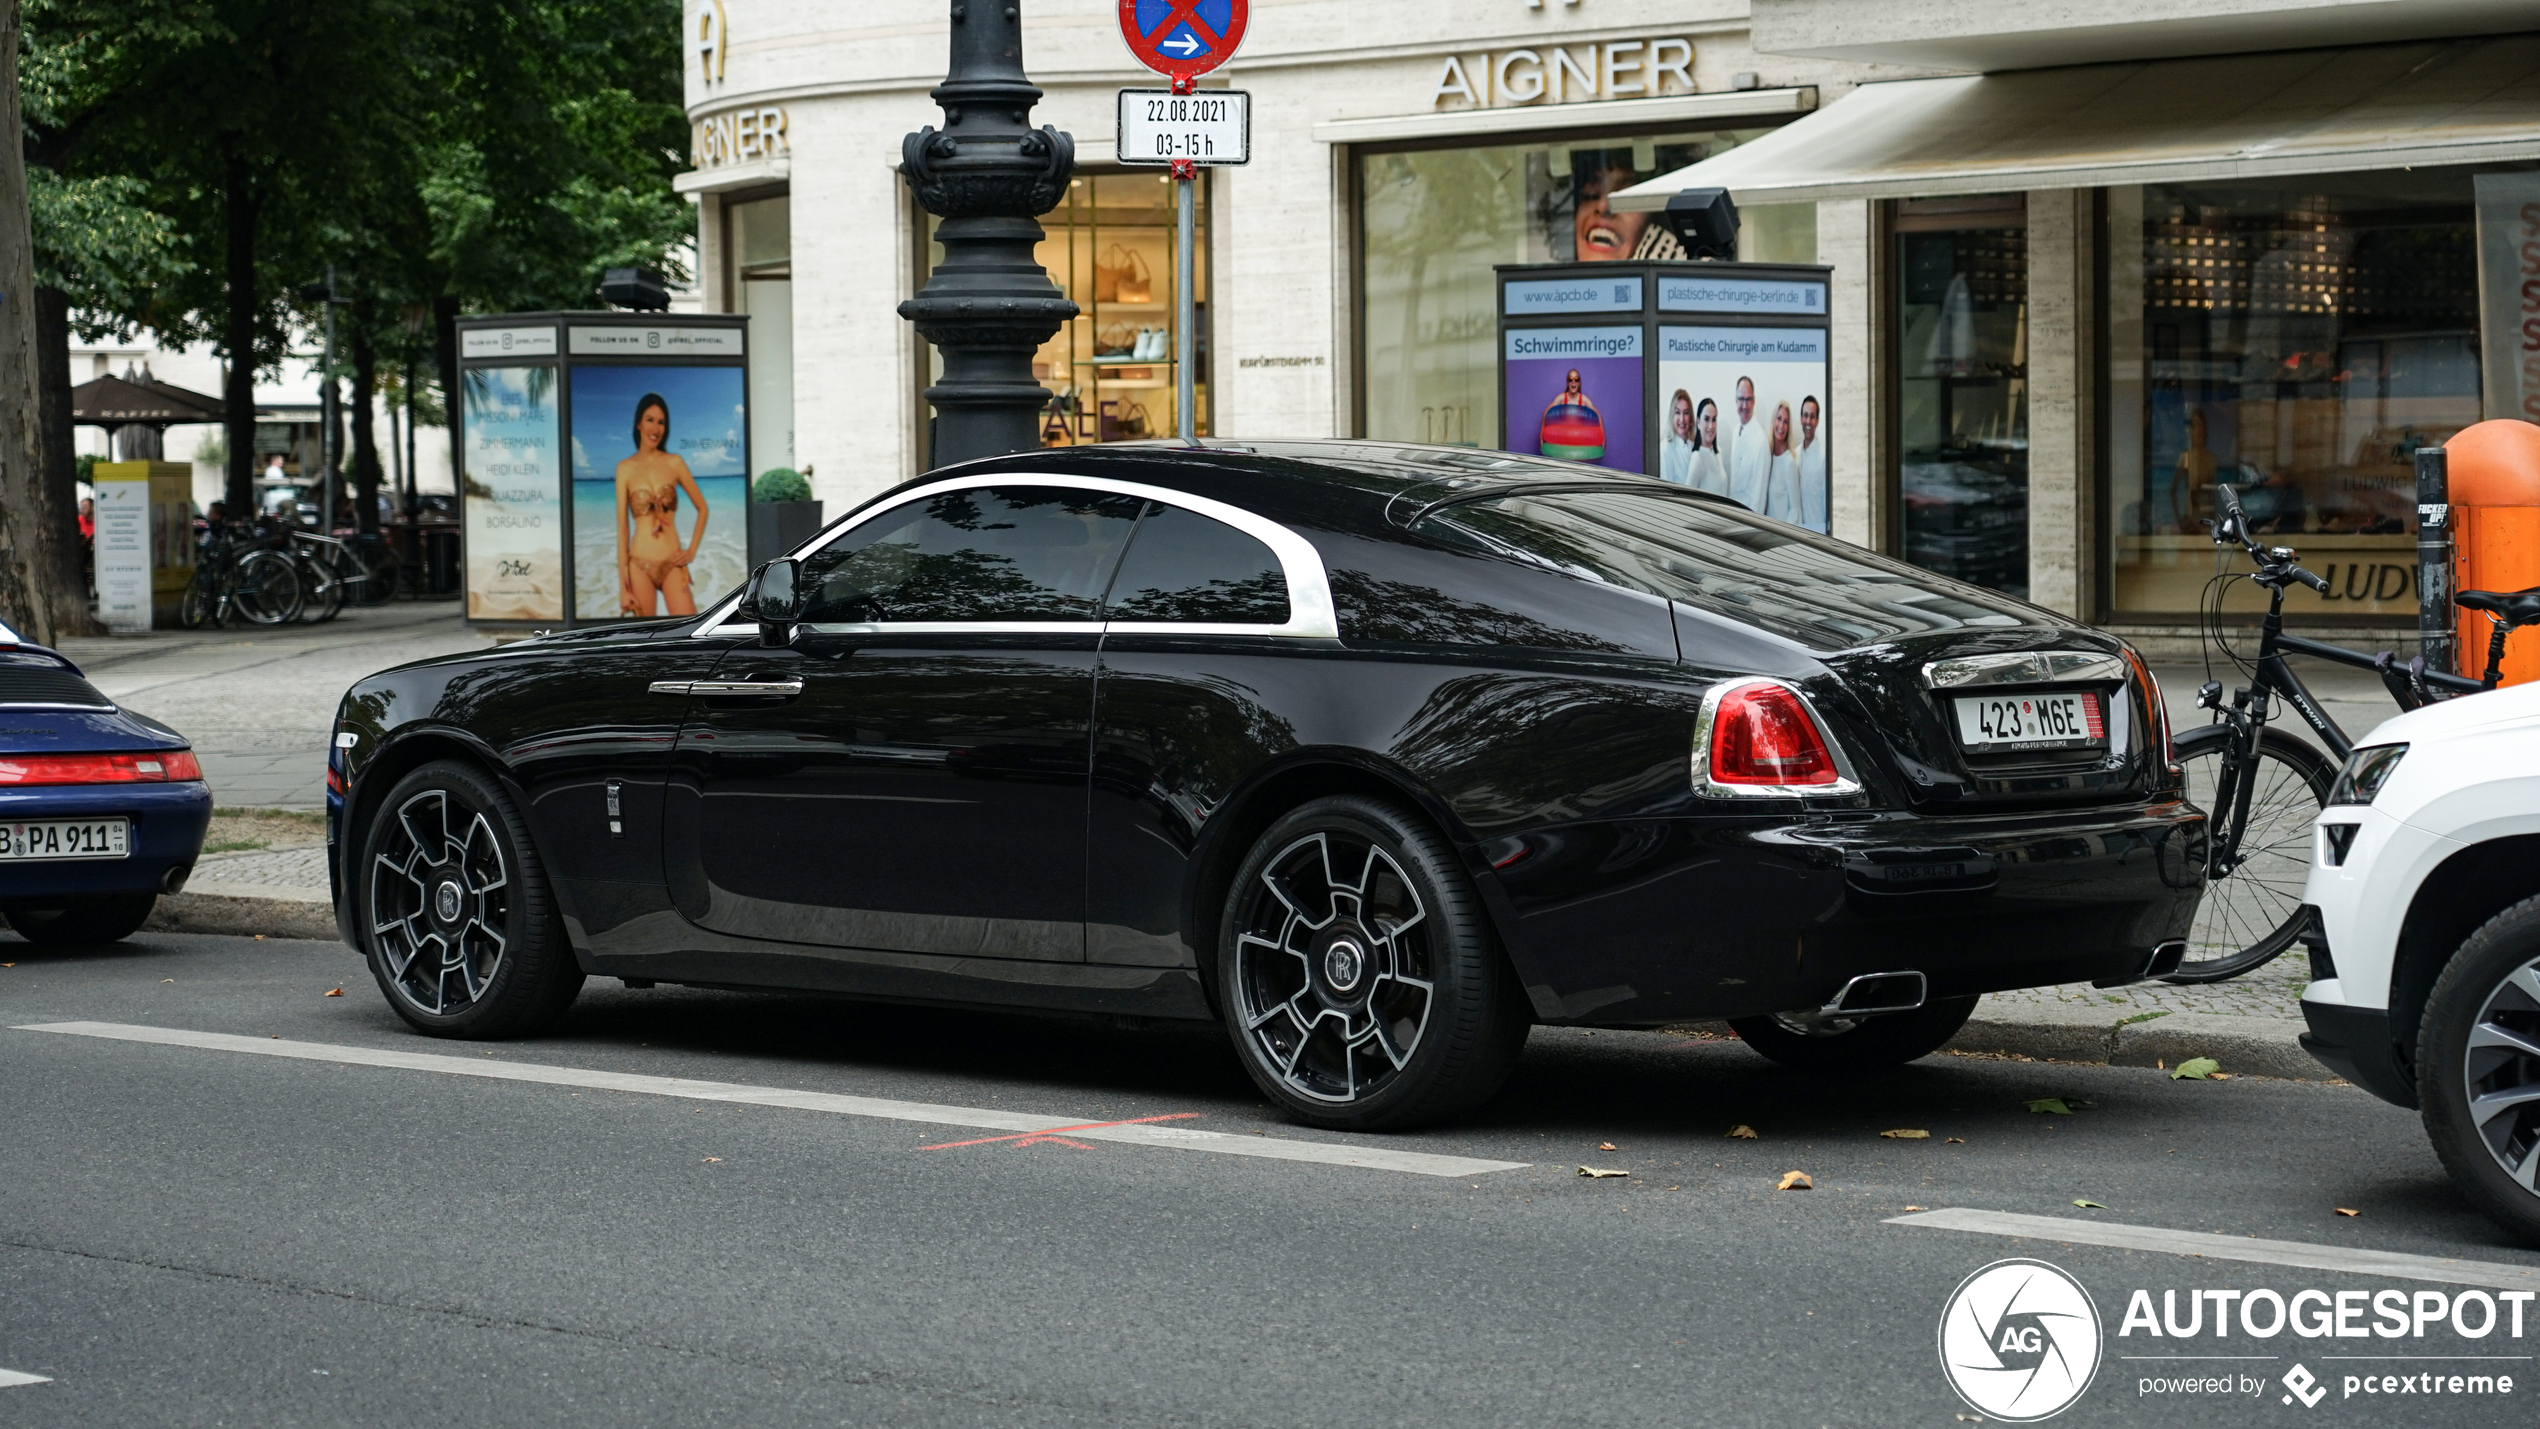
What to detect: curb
<box><xmin>147</xmin><ymin>881</ymin><xmax>342</xmax><ymax>943</ymax></box>
<box><xmin>1949</xmin><ymin>1004</ymin><xmax>2325</xmax><ymax>1080</ymax></box>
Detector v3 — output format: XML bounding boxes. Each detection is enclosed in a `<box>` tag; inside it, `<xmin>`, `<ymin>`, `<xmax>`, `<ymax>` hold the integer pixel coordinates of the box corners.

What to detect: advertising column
<box><xmin>1498</xmin><ymin>273</ymin><xmax>1646</xmax><ymax>476</ymax></box>
<box><xmin>1654</xmin><ymin>268</ymin><xmax>1832</xmax><ymax>533</ymax></box>
<box><xmin>90</xmin><ymin>462</ymin><xmax>152</xmax><ymax>633</ymax></box>
<box><xmin>565</xmin><ymin>322</ymin><xmax>749</xmax><ymax>622</ymax></box>
<box><xmin>458</xmin><ymin>323</ymin><xmax>565</xmax><ymax>622</ymax></box>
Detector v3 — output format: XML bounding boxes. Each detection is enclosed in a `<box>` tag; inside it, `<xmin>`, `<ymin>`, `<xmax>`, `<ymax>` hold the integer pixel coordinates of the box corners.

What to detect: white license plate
<box><xmin>0</xmin><ymin>818</ymin><xmax>130</xmax><ymax>861</ymax></box>
<box><xmin>1952</xmin><ymin>692</ymin><xmax>2104</xmax><ymax>752</ymax></box>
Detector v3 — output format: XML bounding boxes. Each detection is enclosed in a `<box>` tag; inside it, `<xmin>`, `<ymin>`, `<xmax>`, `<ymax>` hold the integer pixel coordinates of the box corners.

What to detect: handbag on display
<box><xmin>1095</xmin><ymin>243</ymin><xmax>1150</xmax><ymax>304</ymax></box>
<box><xmin>1100</xmin><ymin>400</ymin><xmax>1151</xmax><ymax>442</ymax></box>
<box><xmin>1095</xmin><ymin>323</ymin><xmax>1138</xmax><ymax>356</ymax></box>
<box><xmin>1095</xmin><ymin>244</ymin><xmax>1153</xmax><ymax>304</ymax></box>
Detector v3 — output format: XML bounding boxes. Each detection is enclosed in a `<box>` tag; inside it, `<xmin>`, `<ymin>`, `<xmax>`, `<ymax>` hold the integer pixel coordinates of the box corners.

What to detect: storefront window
<box><xmin>920</xmin><ymin>172</ymin><xmax>1211</xmax><ymax>453</ymax></box>
<box><xmin>1895</xmin><ymin>197</ymin><xmax>2029</xmax><ymax>598</ymax></box>
<box><xmin>1357</xmin><ymin>129</ymin><xmax>1808</xmax><ymax>448</ymax></box>
<box><xmin>727</xmin><ymin>193</ymin><xmax>793</xmax><ymax>477</ymax></box>
<box><xmin>2106</xmin><ymin>174</ymin><xmax>2482</xmax><ymax>620</ymax></box>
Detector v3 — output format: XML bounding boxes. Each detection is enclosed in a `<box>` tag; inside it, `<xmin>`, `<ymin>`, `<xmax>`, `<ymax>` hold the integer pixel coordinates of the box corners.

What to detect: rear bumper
<box><xmin>0</xmin><ymin>782</ymin><xmax>212</xmax><ymax>903</ymax></box>
<box><xmin>1491</xmin><ymin>798</ymin><xmax>2206</xmax><ymax>1024</ymax></box>
<box><xmin>2300</xmin><ymin>995</ymin><xmax>2418</xmax><ymax>1109</ymax></box>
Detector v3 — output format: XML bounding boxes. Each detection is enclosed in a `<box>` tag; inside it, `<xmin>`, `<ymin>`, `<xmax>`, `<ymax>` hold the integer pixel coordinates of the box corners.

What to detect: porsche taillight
<box><xmin>0</xmin><ymin>750</ymin><xmax>203</xmax><ymax>786</ymax></box>
<box><xmin>1706</xmin><ymin>682</ymin><xmax>1842</xmax><ymax>788</ymax></box>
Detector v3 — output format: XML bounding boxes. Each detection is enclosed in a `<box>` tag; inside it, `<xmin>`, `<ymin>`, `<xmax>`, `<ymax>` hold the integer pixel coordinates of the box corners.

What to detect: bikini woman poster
<box><xmin>568</xmin><ymin>365</ymin><xmax>749</xmax><ymax>620</ymax></box>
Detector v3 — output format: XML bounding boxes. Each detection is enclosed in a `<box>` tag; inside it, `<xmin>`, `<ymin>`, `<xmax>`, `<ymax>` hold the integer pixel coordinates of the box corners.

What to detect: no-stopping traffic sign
<box><xmin>1116</xmin><ymin>0</ymin><xmax>1247</xmax><ymax>81</ymax></box>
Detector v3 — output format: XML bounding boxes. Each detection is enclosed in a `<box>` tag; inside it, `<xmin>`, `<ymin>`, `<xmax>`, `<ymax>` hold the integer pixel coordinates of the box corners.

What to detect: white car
<box><xmin>2301</xmin><ymin>679</ymin><xmax>2540</xmax><ymax>1241</ymax></box>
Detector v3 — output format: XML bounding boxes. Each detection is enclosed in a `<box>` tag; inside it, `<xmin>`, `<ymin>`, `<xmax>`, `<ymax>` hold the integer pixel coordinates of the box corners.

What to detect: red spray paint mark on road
<box><xmin>919</xmin><ymin>1112</ymin><xmax>1202</xmax><ymax>1151</ymax></box>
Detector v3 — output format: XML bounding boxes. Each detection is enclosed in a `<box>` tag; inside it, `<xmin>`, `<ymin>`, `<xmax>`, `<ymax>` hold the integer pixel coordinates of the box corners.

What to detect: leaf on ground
<box><xmin>2336</xmin><ymin>1207</ymin><xmax>2360</xmax><ymax>1217</ymax></box>
<box><xmin>2027</xmin><ymin>1097</ymin><xmax>2073</xmax><ymax>1114</ymax></box>
<box><xmin>1945</xmin><ymin>1137</ymin><xmax>1967</xmax><ymax>1144</ymax></box>
<box><xmin>2073</xmin><ymin>1198</ymin><xmax>2108</xmax><ymax>1209</ymax></box>
<box><xmin>1880</xmin><ymin>1128</ymin><xmax>1930</xmax><ymax>1140</ymax></box>
<box><xmin>1777</xmin><ymin>1170</ymin><xmax>1813</xmax><ymax>1191</ymax></box>
<box><xmin>1903</xmin><ymin>1205</ymin><xmax>1928</xmax><ymax>1212</ymax></box>
<box><xmin>2171</xmin><ymin>1057</ymin><xmax>2222</xmax><ymax>1080</ymax></box>
<box><xmin>702</xmin><ymin>1157</ymin><xmax>723</xmax><ymax>1163</ymax></box>
<box><xmin>323</xmin><ymin>987</ymin><xmax>343</xmax><ymax>997</ymax></box>
<box><xmin>1577</xmin><ymin>1165</ymin><xmax>1628</xmax><ymax>1178</ymax></box>
<box><xmin>1727</xmin><ymin>1124</ymin><xmax>1760</xmax><ymax>1139</ymax></box>
<box><xmin>1598</xmin><ymin>1142</ymin><xmax>1617</xmax><ymax>1151</ymax></box>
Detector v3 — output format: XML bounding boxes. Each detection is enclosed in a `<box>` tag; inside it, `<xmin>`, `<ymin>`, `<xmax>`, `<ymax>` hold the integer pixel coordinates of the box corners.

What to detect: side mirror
<box><xmin>742</xmin><ymin>558</ymin><xmax>802</xmax><ymax>645</ymax></box>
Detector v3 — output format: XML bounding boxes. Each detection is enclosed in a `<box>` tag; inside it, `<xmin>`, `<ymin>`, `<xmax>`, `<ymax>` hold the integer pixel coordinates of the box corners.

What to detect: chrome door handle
<box><xmin>650</xmin><ymin>679</ymin><xmax>805</xmax><ymax>698</ymax></box>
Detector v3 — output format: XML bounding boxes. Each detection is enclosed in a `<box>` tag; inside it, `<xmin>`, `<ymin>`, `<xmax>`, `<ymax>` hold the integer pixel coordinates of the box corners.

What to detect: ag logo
<box><xmin>1938</xmin><ymin>1258</ymin><xmax>2102</xmax><ymax>1421</ymax></box>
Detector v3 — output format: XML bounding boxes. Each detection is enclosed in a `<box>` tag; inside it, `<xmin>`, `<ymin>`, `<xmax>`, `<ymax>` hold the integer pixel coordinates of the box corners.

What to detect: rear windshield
<box><xmin>1421</xmin><ymin>488</ymin><xmax>2039</xmax><ymax>650</ymax></box>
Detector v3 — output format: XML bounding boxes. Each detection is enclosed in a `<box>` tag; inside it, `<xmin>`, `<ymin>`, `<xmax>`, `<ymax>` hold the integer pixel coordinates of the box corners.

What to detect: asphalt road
<box><xmin>3</xmin><ymin>931</ymin><xmax>2536</xmax><ymax>1428</ymax></box>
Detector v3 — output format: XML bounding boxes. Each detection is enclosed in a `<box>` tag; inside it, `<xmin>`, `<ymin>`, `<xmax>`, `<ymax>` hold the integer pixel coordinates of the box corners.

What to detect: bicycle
<box><xmin>180</xmin><ymin>522</ymin><xmax>305</xmax><ymax>629</ymax></box>
<box><xmin>2169</xmin><ymin>483</ymin><xmax>2532</xmax><ymax>982</ymax></box>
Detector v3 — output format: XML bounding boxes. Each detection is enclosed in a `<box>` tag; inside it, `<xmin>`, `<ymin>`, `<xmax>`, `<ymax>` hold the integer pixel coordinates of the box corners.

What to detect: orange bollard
<box><xmin>2445</xmin><ymin>420</ymin><xmax>2540</xmax><ymax>687</ymax></box>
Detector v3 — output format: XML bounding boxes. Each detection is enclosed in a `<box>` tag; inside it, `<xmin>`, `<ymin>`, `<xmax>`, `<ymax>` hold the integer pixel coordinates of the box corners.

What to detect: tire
<box><xmin>1217</xmin><ymin>796</ymin><xmax>1530</xmax><ymax>1131</ymax></box>
<box><xmin>180</xmin><ymin>580</ymin><xmax>214</xmax><ymax>630</ymax></box>
<box><xmin>4</xmin><ymin>892</ymin><xmax>156</xmax><ymax>945</ymax></box>
<box><xmin>2165</xmin><ymin>724</ymin><xmax>2335</xmax><ymax>983</ymax></box>
<box><xmin>229</xmin><ymin>549</ymin><xmax>305</xmax><ymax>626</ymax></box>
<box><xmin>357</xmin><ymin>759</ymin><xmax>582</xmax><ymax>1038</ymax></box>
<box><xmin>2419</xmin><ymin>895</ymin><xmax>2540</xmax><ymax>1245</ymax></box>
<box><xmin>298</xmin><ymin>553</ymin><xmax>344</xmax><ymax>623</ymax></box>
<box><xmin>1728</xmin><ymin>996</ymin><xmax>1978</xmax><ymax>1073</ymax></box>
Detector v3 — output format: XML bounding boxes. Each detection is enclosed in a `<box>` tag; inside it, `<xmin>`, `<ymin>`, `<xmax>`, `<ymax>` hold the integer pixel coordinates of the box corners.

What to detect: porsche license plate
<box><xmin>0</xmin><ymin>818</ymin><xmax>130</xmax><ymax>861</ymax></box>
<box><xmin>1952</xmin><ymin>692</ymin><xmax>2104</xmax><ymax>753</ymax></box>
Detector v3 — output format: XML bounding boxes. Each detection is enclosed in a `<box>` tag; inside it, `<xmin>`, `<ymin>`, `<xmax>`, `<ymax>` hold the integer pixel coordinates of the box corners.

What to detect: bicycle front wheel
<box><xmin>2167</xmin><ymin>723</ymin><xmax>2335</xmax><ymax>983</ymax></box>
<box><xmin>230</xmin><ymin>550</ymin><xmax>305</xmax><ymax>626</ymax></box>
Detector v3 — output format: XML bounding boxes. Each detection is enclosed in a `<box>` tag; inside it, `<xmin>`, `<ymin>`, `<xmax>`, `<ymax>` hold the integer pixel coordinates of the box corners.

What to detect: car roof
<box><xmin>922</xmin><ymin>439</ymin><xmax>1737</xmax><ymax>537</ymax></box>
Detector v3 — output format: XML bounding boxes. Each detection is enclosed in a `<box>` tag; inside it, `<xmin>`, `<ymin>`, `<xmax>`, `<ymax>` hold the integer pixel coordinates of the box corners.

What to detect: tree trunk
<box><xmin>221</xmin><ymin>140</ymin><xmax>259</xmax><ymax>517</ymax></box>
<box><xmin>0</xmin><ymin>0</ymin><xmax>55</xmax><ymax>645</ymax></box>
<box><xmin>33</xmin><ymin>286</ymin><xmax>95</xmax><ymax>635</ymax></box>
<box><xmin>350</xmin><ymin>324</ymin><xmax>380</xmax><ymax>535</ymax></box>
<box><xmin>433</xmin><ymin>292</ymin><xmax>461</xmax><ymax>500</ymax></box>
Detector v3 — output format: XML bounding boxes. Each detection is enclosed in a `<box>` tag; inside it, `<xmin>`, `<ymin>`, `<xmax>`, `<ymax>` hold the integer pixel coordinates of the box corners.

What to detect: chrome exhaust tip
<box><xmin>1820</xmin><ymin>970</ymin><xmax>1927</xmax><ymax>1019</ymax></box>
<box><xmin>161</xmin><ymin>864</ymin><xmax>192</xmax><ymax>895</ymax></box>
<box><xmin>2093</xmin><ymin>940</ymin><xmax>2187</xmax><ymax>988</ymax></box>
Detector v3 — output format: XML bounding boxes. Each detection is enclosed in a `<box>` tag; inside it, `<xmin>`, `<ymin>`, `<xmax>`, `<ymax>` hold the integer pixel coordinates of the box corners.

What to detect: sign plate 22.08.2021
<box><xmin>1115</xmin><ymin>88</ymin><xmax>1251</xmax><ymax>167</ymax></box>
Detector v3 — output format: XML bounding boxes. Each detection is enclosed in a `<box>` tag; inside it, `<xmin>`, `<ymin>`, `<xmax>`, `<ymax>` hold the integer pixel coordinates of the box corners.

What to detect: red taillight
<box><xmin>0</xmin><ymin>750</ymin><xmax>203</xmax><ymax>787</ymax></box>
<box><xmin>2122</xmin><ymin>647</ymin><xmax>2173</xmax><ymax>767</ymax></box>
<box><xmin>1708</xmin><ymin>682</ymin><xmax>1841</xmax><ymax>787</ymax></box>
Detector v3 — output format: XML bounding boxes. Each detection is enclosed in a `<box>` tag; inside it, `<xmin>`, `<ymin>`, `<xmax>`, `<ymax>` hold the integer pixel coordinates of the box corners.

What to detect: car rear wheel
<box><xmin>360</xmin><ymin>759</ymin><xmax>582</xmax><ymax>1038</ymax></box>
<box><xmin>3</xmin><ymin>892</ymin><xmax>156</xmax><ymax>945</ymax></box>
<box><xmin>1728</xmin><ymin>996</ymin><xmax>1978</xmax><ymax>1073</ymax></box>
<box><xmin>2420</xmin><ymin>896</ymin><xmax>2540</xmax><ymax>1245</ymax></box>
<box><xmin>1217</xmin><ymin>796</ymin><xmax>1530</xmax><ymax>1131</ymax></box>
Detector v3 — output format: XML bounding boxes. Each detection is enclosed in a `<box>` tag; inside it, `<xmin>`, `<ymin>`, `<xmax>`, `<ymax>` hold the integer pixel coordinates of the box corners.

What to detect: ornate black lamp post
<box><xmin>900</xmin><ymin>2</ymin><xmax>1076</xmax><ymax>469</ymax></box>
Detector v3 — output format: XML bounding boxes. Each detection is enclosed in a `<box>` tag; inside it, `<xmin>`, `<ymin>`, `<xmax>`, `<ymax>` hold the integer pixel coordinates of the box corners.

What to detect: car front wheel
<box><xmin>1217</xmin><ymin>796</ymin><xmax>1529</xmax><ymax>1131</ymax></box>
<box><xmin>359</xmin><ymin>759</ymin><xmax>582</xmax><ymax>1038</ymax></box>
<box><xmin>2420</xmin><ymin>895</ymin><xmax>2540</xmax><ymax>1245</ymax></box>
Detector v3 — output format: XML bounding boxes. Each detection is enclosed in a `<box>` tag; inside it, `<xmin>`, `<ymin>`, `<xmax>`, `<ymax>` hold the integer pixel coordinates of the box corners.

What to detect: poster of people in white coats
<box><xmin>1653</xmin><ymin>326</ymin><xmax>1829</xmax><ymax>534</ymax></box>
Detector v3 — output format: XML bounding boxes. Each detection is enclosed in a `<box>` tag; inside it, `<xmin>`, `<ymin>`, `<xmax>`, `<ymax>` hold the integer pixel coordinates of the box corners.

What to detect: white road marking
<box><xmin>16</xmin><ymin>1021</ymin><xmax>1528</xmax><ymax>1180</ymax></box>
<box><xmin>1891</xmin><ymin>1207</ymin><xmax>2540</xmax><ymax>1292</ymax></box>
<box><xmin>0</xmin><ymin>1369</ymin><xmax>51</xmax><ymax>1388</ymax></box>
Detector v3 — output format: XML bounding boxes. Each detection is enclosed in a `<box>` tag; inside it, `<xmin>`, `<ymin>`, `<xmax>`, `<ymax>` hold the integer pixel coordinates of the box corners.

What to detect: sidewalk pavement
<box><xmin>57</xmin><ymin>601</ymin><xmax>496</xmax><ymax>810</ymax></box>
<box><xmin>75</xmin><ymin>605</ymin><xmax>2346</xmax><ymax>1079</ymax></box>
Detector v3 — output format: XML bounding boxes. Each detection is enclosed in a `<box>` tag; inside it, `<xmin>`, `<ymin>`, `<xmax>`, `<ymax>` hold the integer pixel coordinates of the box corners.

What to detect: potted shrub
<box><xmin>747</xmin><ymin>467</ymin><xmax>823</xmax><ymax>566</ymax></box>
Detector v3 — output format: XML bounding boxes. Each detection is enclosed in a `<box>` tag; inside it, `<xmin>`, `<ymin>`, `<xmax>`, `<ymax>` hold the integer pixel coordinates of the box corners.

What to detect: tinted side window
<box><xmin>800</xmin><ymin>486</ymin><xmax>1143</xmax><ymax>624</ymax></box>
<box><xmin>1104</xmin><ymin>504</ymin><xmax>1291</xmax><ymax>624</ymax></box>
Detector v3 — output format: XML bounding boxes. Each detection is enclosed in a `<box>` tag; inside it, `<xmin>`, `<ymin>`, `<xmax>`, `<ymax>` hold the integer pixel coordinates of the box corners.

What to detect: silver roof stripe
<box><xmin>694</xmin><ymin>471</ymin><xmax>1340</xmax><ymax>641</ymax></box>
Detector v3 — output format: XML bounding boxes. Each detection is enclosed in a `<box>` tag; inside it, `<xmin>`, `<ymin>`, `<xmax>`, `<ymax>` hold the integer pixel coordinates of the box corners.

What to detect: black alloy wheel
<box><xmin>2165</xmin><ymin>724</ymin><xmax>2335</xmax><ymax>983</ymax></box>
<box><xmin>2420</xmin><ymin>896</ymin><xmax>2540</xmax><ymax>1245</ymax></box>
<box><xmin>1727</xmin><ymin>996</ymin><xmax>1979</xmax><ymax>1073</ymax></box>
<box><xmin>1218</xmin><ymin>796</ymin><xmax>1529</xmax><ymax>1131</ymax></box>
<box><xmin>361</xmin><ymin>759</ymin><xmax>581</xmax><ymax>1037</ymax></box>
<box><xmin>2</xmin><ymin>892</ymin><xmax>156</xmax><ymax>945</ymax></box>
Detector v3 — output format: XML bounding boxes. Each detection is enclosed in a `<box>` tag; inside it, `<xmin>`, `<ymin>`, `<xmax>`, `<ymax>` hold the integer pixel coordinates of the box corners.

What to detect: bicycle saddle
<box><xmin>2456</xmin><ymin>587</ymin><xmax>2540</xmax><ymax>627</ymax></box>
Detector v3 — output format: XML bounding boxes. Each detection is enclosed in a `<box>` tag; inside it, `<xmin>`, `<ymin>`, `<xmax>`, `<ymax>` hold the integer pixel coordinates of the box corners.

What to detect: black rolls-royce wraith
<box><xmin>329</xmin><ymin>441</ymin><xmax>2202</xmax><ymax>1128</ymax></box>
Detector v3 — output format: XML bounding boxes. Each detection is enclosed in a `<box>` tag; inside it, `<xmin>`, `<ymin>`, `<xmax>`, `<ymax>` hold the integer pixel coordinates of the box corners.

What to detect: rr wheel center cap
<box><xmin>1322</xmin><ymin>937</ymin><xmax>1367</xmax><ymax>994</ymax></box>
<box><xmin>433</xmin><ymin>879</ymin><xmax>464</xmax><ymax>924</ymax></box>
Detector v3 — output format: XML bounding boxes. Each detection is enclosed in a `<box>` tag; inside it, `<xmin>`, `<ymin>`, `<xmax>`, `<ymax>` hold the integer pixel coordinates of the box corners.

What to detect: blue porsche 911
<box><xmin>0</xmin><ymin>619</ymin><xmax>209</xmax><ymax>944</ymax></box>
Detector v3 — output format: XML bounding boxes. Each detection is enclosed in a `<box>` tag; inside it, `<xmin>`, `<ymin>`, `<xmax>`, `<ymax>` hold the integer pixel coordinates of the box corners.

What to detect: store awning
<box><xmin>1612</xmin><ymin>34</ymin><xmax>2540</xmax><ymax>210</ymax></box>
<box><xmin>69</xmin><ymin>373</ymin><xmax>225</xmax><ymax>429</ymax></box>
